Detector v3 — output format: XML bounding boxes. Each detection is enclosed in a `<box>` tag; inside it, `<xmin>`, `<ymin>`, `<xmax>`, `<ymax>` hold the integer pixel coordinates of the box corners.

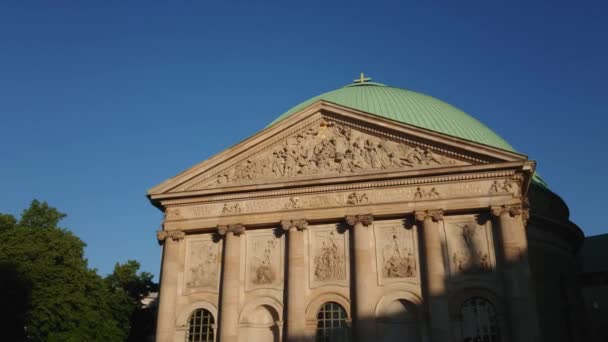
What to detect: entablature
<box><xmin>161</xmin><ymin>166</ymin><xmax>532</xmax><ymax>232</ymax></box>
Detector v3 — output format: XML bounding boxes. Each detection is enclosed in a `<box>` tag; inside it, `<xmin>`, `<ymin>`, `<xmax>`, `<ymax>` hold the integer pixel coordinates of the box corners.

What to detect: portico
<box><xmin>149</xmin><ymin>78</ymin><xmax>586</xmax><ymax>342</ymax></box>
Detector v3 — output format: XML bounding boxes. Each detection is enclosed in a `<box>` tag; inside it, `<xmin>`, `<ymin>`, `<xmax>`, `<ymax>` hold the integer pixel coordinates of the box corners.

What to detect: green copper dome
<box><xmin>271</xmin><ymin>82</ymin><xmax>515</xmax><ymax>152</ymax></box>
<box><xmin>271</xmin><ymin>80</ymin><xmax>550</xmax><ymax>189</ymax></box>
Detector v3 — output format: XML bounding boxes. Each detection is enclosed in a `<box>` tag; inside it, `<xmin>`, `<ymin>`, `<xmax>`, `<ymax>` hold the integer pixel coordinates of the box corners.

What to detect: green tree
<box><xmin>106</xmin><ymin>260</ymin><xmax>158</xmax><ymax>341</ymax></box>
<box><xmin>0</xmin><ymin>200</ymin><xmax>126</xmax><ymax>341</ymax></box>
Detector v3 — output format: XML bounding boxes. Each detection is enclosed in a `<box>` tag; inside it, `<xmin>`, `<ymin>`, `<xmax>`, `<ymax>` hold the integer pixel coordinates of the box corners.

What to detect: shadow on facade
<box><xmin>278</xmin><ymin>214</ymin><xmax>527</xmax><ymax>342</ymax></box>
<box><xmin>205</xmin><ymin>213</ymin><xmax>589</xmax><ymax>342</ymax></box>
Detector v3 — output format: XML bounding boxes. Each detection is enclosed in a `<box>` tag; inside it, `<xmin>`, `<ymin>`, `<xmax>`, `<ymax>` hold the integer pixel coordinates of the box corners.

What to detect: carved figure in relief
<box><xmin>187</xmin><ymin>242</ymin><xmax>219</xmax><ymax>288</ymax></box>
<box><xmin>285</xmin><ymin>197</ymin><xmax>302</xmax><ymax>209</ymax></box>
<box><xmin>346</xmin><ymin>192</ymin><xmax>369</xmax><ymax>205</ymax></box>
<box><xmin>382</xmin><ymin>231</ymin><xmax>416</xmax><ymax>278</ymax></box>
<box><xmin>489</xmin><ymin>179</ymin><xmax>514</xmax><ymax>194</ymax></box>
<box><xmin>221</xmin><ymin>203</ymin><xmax>241</xmax><ymax>215</ymax></box>
<box><xmin>414</xmin><ymin>187</ymin><xmax>440</xmax><ymax>200</ymax></box>
<box><xmin>209</xmin><ymin>121</ymin><xmax>459</xmax><ymax>186</ymax></box>
<box><xmin>251</xmin><ymin>238</ymin><xmax>278</xmax><ymax>285</ymax></box>
<box><xmin>272</xmin><ymin>151</ymin><xmax>285</xmax><ymax>176</ymax></box>
<box><xmin>452</xmin><ymin>223</ymin><xmax>491</xmax><ymax>274</ymax></box>
<box><xmin>166</xmin><ymin>208</ymin><xmax>181</xmax><ymax>219</ymax></box>
<box><xmin>314</xmin><ymin>231</ymin><xmax>346</xmax><ymax>282</ymax></box>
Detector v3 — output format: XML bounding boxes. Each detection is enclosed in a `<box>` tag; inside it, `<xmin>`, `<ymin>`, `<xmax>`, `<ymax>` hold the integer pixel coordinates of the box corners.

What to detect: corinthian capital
<box><xmin>414</xmin><ymin>209</ymin><xmax>444</xmax><ymax>222</ymax></box>
<box><xmin>281</xmin><ymin>219</ymin><xmax>308</xmax><ymax>231</ymax></box>
<box><xmin>217</xmin><ymin>224</ymin><xmax>246</xmax><ymax>237</ymax></box>
<box><xmin>491</xmin><ymin>204</ymin><xmax>526</xmax><ymax>218</ymax></box>
<box><xmin>156</xmin><ymin>230</ymin><xmax>185</xmax><ymax>244</ymax></box>
<box><xmin>345</xmin><ymin>214</ymin><xmax>374</xmax><ymax>227</ymax></box>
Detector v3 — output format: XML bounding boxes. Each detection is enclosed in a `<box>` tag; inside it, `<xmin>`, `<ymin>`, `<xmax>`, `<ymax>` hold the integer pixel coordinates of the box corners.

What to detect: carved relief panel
<box><xmin>182</xmin><ymin>119</ymin><xmax>468</xmax><ymax>191</ymax></box>
<box><xmin>308</xmin><ymin>224</ymin><xmax>350</xmax><ymax>288</ymax></box>
<box><xmin>185</xmin><ymin>234</ymin><xmax>221</xmax><ymax>293</ymax></box>
<box><xmin>374</xmin><ymin>219</ymin><xmax>420</xmax><ymax>285</ymax></box>
<box><xmin>245</xmin><ymin>230</ymin><xmax>284</xmax><ymax>291</ymax></box>
<box><xmin>443</xmin><ymin>215</ymin><xmax>495</xmax><ymax>276</ymax></box>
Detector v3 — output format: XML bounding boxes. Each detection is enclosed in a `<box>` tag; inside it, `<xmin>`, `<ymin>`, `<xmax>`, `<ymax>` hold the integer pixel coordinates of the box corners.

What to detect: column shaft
<box><xmin>218</xmin><ymin>225</ymin><xmax>244</xmax><ymax>342</ymax></box>
<box><xmin>347</xmin><ymin>215</ymin><xmax>375</xmax><ymax>342</ymax></box>
<box><xmin>493</xmin><ymin>205</ymin><xmax>540</xmax><ymax>342</ymax></box>
<box><xmin>156</xmin><ymin>230</ymin><xmax>184</xmax><ymax>342</ymax></box>
<box><xmin>282</xmin><ymin>220</ymin><xmax>308</xmax><ymax>341</ymax></box>
<box><xmin>416</xmin><ymin>210</ymin><xmax>450</xmax><ymax>342</ymax></box>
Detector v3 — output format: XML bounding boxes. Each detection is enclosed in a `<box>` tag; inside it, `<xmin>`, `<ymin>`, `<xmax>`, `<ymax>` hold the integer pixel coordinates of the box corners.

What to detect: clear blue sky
<box><xmin>1</xmin><ymin>1</ymin><xmax>606</xmax><ymax>280</ymax></box>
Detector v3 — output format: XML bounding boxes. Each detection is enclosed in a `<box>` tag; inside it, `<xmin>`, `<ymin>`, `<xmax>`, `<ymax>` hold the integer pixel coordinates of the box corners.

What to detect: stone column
<box><xmin>281</xmin><ymin>219</ymin><xmax>308</xmax><ymax>342</ymax></box>
<box><xmin>491</xmin><ymin>204</ymin><xmax>540</xmax><ymax>342</ymax></box>
<box><xmin>415</xmin><ymin>210</ymin><xmax>450</xmax><ymax>342</ymax></box>
<box><xmin>346</xmin><ymin>214</ymin><xmax>375</xmax><ymax>342</ymax></box>
<box><xmin>217</xmin><ymin>224</ymin><xmax>246</xmax><ymax>342</ymax></box>
<box><xmin>155</xmin><ymin>230</ymin><xmax>185</xmax><ymax>342</ymax></box>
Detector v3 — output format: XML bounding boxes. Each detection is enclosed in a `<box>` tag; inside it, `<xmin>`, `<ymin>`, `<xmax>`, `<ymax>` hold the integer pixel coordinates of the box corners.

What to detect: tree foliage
<box><xmin>0</xmin><ymin>200</ymin><xmax>157</xmax><ymax>341</ymax></box>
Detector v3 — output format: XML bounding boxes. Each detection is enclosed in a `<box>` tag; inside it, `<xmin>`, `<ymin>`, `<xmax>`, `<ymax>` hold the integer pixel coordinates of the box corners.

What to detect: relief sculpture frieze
<box><xmin>444</xmin><ymin>216</ymin><xmax>494</xmax><ymax>276</ymax></box>
<box><xmin>309</xmin><ymin>225</ymin><xmax>349</xmax><ymax>288</ymax></box>
<box><xmin>246</xmin><ymin>232</ymin><xmax>283</xmax><ymax>290</ymax></box>
<box><xmin>186</xmin><ymin>238</ymin><xmax>221</xmax><ymax>291</ymax></box>
<box><xmin>188</xmin><ymin>120</ymin><xmax>465</xmax><ymax>190</ymax></box>
<box><xmin>374</xmin><ymin>219</ymin><xmax>419</xmax><ymax>284</ymax></box>
<box><xmin>166</xmin><ymin>179</ymin><xmax>502</xmax><ymax>221</ymax></box>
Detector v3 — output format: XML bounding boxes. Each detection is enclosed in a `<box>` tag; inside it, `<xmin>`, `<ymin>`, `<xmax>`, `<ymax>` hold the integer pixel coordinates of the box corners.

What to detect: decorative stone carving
<box><xmin>346</xmin><ymin>192</ymin><xmax>370</xmax><ymax>205</ymax></box>
<box><xmin>251</xmin><ymin>238</ymin><xmax>278</xmax><ymax>285</ymax></box>
<box><xmin>415</xmin><ymin>209</ymin><xmax>444</xmax><ymax>222</ymax></box>
<box><xmin>345</xmin><ymin>214</ymin><xmax>374</xmax><ymax>227</ymax></box>
<box><xmin>374</xmin><ymin>219</ymin><xmax>419</xmax><ymax>284</ymax></box>
<box><xmin>491</xmin><ymin>204</ymin><xmax>525</xmax><ymax>217</ymax></box>
<box><xmin>166</xmin><ymin>178</ymin><xmax>501</xmax><ymax>220</ymax></box>
<box><xmin>281</xmin><ymin>219</ymin><xmax>308</xmax><ymax>231</ymax></box>
<box><xmin>314</xmin><ymin>231</ymin><xmax>346</xmax><ymax>281</ymax></box>
<box><xmin>196</xmin><ymin>121</ymin><xmax>462</xmax><ymax>189</ymax></box>
<box><xmin>383</xmin><ymin>230</ymin><xmax>416</xmax><ymax>278</ymax></box>
<box><xmin>452</xmin><ymin>224</ymin><xmax>491</xmax><ymax>274</ymax></box>
<box><xmin>284</xmin><ymin>197</ymin><xmax>302</xmax><ymax>209</ymax></box>
<box><xmin>221</xmin><ymin>202</ymin><xmax>241</xmax><ymax>215</ymax></box>
<box><xmin>444</xmin><ymin>217</ymin><xmax>495</xmax><ymax>276</ymax></box>
<box><xmin>310</xmin><ymin>227</ymin><xmax>349</xmax><ymax>286</ymax></box>
<box><xmin>165</xmin><ymin>208</ymin><xmax>182</xmax><ymax>220</ymax></box>
<box><xmin>413</xmin><ymin>186</ymin><xmax>440</xmax><ymax>200</ymax></box>
<box><xmin>245</xmin><ymin>232</ymin><xmax>284</xmax><ymax>291</ymax></box>
<box><xmin>186</xmin><ymin>239</ymin><xmax>220</xmax><ymax>289</ymax></box>
<box><xmin>156</xmin><ymin>230</ymin><xmax>185</xmax><ymax>244</ymax></box>
<box><xmin>217</xmin><ymin>224</ymin><xmax>246</xmax><ymax>237</ymax></box>
<box><xmin>491</xmin><ymin>204</ymin><xmax>529</xmax><ymax>226</ymax></box>
<box><xmin>489</xmin><ymin>179</ymin><xmax>514</xmax><ymax>194</ymax></box>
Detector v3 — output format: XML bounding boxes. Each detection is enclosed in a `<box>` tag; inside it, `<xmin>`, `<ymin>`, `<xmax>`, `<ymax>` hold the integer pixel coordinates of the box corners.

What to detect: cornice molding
<box><xmin>159</xmin><ymin>169</ymin><xmax>519</xmax><ymax>207</ymax></box>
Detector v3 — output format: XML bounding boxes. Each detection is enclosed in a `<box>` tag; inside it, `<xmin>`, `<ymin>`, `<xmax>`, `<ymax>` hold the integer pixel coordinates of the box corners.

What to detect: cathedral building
<box><xmin>148</xmin><ymin>76</ymin><xmax>587</xmax><ymax>342</ymax></box>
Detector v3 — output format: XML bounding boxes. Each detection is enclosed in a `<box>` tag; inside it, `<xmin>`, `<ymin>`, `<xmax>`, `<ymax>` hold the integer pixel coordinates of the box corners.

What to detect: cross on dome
<box><xmin>353</xmin><ymin>72</ymin><xmax>371</xmax><ymax>84</ymax></box>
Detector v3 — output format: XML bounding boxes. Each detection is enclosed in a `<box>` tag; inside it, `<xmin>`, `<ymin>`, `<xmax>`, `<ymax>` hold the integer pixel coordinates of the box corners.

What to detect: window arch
<box><xmin>186</xmin><ymin>308</ymin><xmax>215</xmax><ymax>342</ymax></box>
<box><xmin>460</xmin><ymin>297</ymin><xmax>499</xmax><ymax>342</ymax></box>
<box><xmin>316</xmin><ymin>302</ymin><xmax>350</xmax><ymax>342</ymax></box>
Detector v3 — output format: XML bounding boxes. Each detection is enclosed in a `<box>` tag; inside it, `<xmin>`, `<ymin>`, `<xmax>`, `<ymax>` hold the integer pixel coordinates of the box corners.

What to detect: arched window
<box><xmin>316</xmin><ymin>302</ymin><xmax>349</xmax><ymax>342</ymax></box>
<box><xmin>460</xmin><ymin>297</ymin><xmax>499</xmax><ymax>342</ymax></box>
<box><xmin>186</xmin><ymin>308</ymin><xmax>215</xmax><ymax>342</ymax></box>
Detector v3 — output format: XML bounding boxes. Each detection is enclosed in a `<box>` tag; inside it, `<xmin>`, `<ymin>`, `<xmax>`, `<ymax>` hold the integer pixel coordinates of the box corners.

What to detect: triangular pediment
<box><xmin>149</xmin><ymin>101</ymin><xmax>528</xmax><ymax>198</ymax></box>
